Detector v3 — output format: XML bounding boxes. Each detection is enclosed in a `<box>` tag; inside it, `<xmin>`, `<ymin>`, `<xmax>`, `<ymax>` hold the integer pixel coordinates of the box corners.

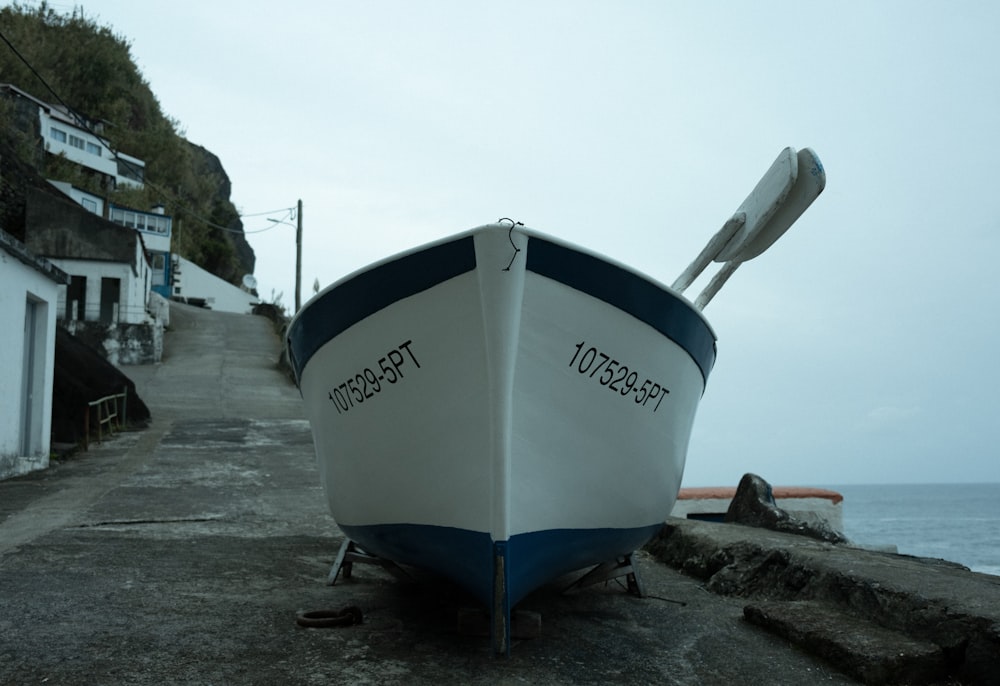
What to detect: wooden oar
<box><xmin>672</xmin><ymin>147</ymin><xmax>797</xmax><ymax>294</ymax></box>
<box><xmin>670</xmin><ymin>213</ymin><xmax>745</xmax><ymax>294</ymax></box>
<box><xmin>725</xmin><ymin>147</ymin><xmax>826</xmax><ymax>262</ymax></box>
<box><xmin>672</xmin><ymin>147</ymin><xmax>826</xmax><ymax>310</ymax></box>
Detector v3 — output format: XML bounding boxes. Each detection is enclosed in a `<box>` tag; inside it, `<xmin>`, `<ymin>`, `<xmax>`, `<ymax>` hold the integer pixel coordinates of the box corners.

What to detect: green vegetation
<box><xmin>0</xmin><ymin>1</ymin><xmax>253</xmax><ymax>283</ymax></box>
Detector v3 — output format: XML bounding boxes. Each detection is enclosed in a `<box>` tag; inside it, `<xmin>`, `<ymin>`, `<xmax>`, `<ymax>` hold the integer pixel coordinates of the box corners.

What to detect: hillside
<box><xmin>0</xmin><ymin>3</ymin><xmax>254</xmax><ymax>284</ymax></box>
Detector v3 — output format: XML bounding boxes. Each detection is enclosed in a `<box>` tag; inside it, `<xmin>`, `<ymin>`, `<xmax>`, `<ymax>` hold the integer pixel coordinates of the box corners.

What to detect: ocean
<box><xmin>831</xmin><ymin>482</ymin><xmax>1000</xmax><ymax>576</ymax></box>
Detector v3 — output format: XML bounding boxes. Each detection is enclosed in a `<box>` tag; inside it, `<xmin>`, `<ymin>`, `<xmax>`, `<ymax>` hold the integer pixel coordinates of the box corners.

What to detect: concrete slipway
<box><xmin>1</xmin><ymin>303</ymin><xmax>996</xmax><ymax>685</ymax></box>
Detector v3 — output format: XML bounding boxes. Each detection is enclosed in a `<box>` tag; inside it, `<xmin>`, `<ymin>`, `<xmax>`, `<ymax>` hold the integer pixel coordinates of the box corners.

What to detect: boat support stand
<box><xmin>562</xmin><ymin>552</ymin><xmax>646</xmax><ymax>598</ymax></box>
<box><xmin>327</xmin><ymin>538</ymin><xmax>412</xmax><ymax>586</ymax></box>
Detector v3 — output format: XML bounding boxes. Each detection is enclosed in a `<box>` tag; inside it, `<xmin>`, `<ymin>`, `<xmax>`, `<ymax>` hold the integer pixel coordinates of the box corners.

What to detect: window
<box><xmin>81</xmin><ymin>197</ymin><xmax>98</xmax><ymax>213</ymax></box>
<box><xmin>50</xmin><ymin>127</ymin><xmax>67</xmax><ymax>143</ymax></box>
<box><xmin>117</xmin><ymin>158</ymin><xmax>144</xmax><ymax>183</ymax></box>
<box><xmin>151</xmin><ymin>216</ymin><xmax>170</xmax><ymax>234</ymax></box>
<box><xmin>86</xmin><ymin>142</ymin><xmax>102</xmax><ymax>156</ymax></box>
<box><xmin>69</xmin><ymin>134</ymin><xmax>85</xmax><ymax>150</ymax></box>
<box><xmin>108</xmin><ymin>206</ymin><xmax>171</xmax><ymax>235</ymax></box>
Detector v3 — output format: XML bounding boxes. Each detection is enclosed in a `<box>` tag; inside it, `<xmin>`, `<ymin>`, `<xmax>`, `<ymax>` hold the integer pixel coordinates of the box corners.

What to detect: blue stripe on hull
<box><xmin>338</xmin><ymin>522</ymin><xmax>495</xmax><ymax>603</ymax></box>
<box><xmin>506</xmin><ymin>524</ymin><xmax>664</xmax><ymax>604</ymax></box>
<box><xmin>337</xmin><ymin>522</ymin><xmax>664</xmax><ymax>609</ymax></box>
<box><xmin>525</xmin><ymin>235</ymin><xmax>716</xmax><ymax>384</ymax></box>
<box><xmin>286</xmin><ymin>235</ymin><xmax>477</xmax><ymax>383</ymax></box>
<box><xmin>286</xmin><ymin>228</ymin><xmax>716</xmax><ymax>388</ymax></box>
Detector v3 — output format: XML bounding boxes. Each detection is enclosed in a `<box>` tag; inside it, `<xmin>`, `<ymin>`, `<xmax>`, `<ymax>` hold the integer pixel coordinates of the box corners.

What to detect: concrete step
<box><xmin>647</xmin><ymin>518</ymin><xmax>1000</xmax><ymax>683</ymax></box>
<box><xmin>744</xmin><ymin>600</ymin><xmax>948</xmax><ymax>685</ymax></box>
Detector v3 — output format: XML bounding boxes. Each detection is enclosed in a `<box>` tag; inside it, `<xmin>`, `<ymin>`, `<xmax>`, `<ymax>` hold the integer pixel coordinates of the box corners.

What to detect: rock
<box><xmin>725</xmin><ymin>473</ymin><xmax>849</xmax><ymax>544</ymax></box>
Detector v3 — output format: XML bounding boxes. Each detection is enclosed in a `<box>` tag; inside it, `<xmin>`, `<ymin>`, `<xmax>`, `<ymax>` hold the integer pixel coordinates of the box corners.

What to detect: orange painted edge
<box><xmin>677</xmin><ymin>486</ymin><xmax>843</xmax><ymax>505</ymax></box>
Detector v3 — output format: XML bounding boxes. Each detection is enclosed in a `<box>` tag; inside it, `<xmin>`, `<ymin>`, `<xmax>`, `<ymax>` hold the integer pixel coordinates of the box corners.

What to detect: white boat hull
<box><xmin>287</xmin><ymin>224</ymin><xmax>717</xmax><ymax>650</ymax></box>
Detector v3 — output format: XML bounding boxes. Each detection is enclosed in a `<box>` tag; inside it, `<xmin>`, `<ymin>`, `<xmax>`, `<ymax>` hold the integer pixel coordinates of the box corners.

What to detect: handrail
<box><xmin>83</xmin><ymin>386</ymin><xmax>128</xmax><ymax>450</ymax></box>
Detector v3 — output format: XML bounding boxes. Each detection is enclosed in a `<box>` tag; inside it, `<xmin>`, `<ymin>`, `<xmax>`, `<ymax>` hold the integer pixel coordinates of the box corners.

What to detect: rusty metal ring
<box><xmin>295</xmin><ymin>606</ymin><xmax>363</xmax><ymax>628</ymax></box>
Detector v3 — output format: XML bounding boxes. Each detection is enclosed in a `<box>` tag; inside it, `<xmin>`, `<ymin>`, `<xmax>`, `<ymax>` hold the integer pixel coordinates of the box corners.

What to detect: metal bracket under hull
<box><xmin>562</xmin><ymin>552</ymin><xmax>646</xmax><ymax>598</ymax></box>
<box><xmin>327</xmin><ymin>538</ymin><xmax>412</xmax><ymax>586</ymax></box>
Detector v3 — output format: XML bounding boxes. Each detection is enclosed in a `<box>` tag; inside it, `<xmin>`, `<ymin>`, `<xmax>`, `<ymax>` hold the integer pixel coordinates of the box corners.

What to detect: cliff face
<box><xmin>187</xmin><ymin>143</ymin><xmax>255</xmax><ymax>283</ymax></box>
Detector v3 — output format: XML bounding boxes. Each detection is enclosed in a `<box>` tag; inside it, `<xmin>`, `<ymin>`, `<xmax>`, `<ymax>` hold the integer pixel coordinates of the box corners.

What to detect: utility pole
<box><xmin>295</xmin><ymin>198</ymin><xmax>303</xmax><ymax>312</ymax></box>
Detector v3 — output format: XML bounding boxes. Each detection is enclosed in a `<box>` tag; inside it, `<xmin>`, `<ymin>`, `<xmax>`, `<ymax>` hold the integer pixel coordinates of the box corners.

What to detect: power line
<box><xmin>238</xmin><ymin>207</ymin><xmax>298</xmax><ymax>234</ymax></box>
<box><xmin>240</xmin><ymin>206</ymin><xmax>297</xmax><ymax>219</ymax></box>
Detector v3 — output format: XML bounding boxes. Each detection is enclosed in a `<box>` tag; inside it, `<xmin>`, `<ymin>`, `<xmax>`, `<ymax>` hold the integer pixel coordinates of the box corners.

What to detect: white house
<box><xmin>172</xmin><ymin>254</ymin><xmax>258</xmax><ymax>314</ymax></box>
<box><xmin>51</xmin><ymin>250</ymin><xmax>153</xmax><ymax>326</ymax></box>
<box><xmin>0</xmin><ymin>229</ymin><xmax>68</xmax><ymax>480</ymax></box>
<box><xmin>46</xmin><ymin>184</ymin><xmax>175</xmax><ymax>303</ymax></box>
<box><xmin>25</xmin><ymin>186</ymin><xmax>165</xmax><ymax>365</ymax></box>
<box><xmin>1</xmin><ymin>84</ymin><xmax>145</xmax><ymax>190</ymax></box>
<box><xmin>26</xmin><ymin>187</ymin><xmax>154</xmax><ymax>326</ymax></box>
<box><xmin>0</xmin><ymin>84</ymin><xmax>147</xmax><ymax>190</ymax></box>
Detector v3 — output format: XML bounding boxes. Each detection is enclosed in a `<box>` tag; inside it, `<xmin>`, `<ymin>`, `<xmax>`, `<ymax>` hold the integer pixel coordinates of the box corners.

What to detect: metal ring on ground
<box><xmin>295</xmin><ymin>606</ymin><xmax>364</xmax><ymax>628</ymax></box>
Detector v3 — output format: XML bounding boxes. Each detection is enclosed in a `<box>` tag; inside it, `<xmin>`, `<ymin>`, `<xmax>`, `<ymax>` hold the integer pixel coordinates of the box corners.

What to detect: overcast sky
<box><xmin>24</xmin><ymin>1</ymin><xmax>1000</xmax><ymax>487</ymax></box>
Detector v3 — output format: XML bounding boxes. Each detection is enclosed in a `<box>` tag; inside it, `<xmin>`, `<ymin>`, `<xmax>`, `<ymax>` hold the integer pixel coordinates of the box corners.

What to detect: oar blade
<box><xmin>734</xmin><ymin>147</ymin><xmax>826</xmax><ymax>261</ymax></box>
<box><xmin>714</xmin><ymin>147</ymin><xmax>797</xmax><ymax>262</ymax></box>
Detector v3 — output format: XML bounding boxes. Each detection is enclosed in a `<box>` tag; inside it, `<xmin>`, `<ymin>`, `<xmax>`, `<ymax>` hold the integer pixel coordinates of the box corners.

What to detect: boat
<box><xmin>286</xmin><ymin>146</ymin><xmax>826</xmax><ymax>653</ymax></box>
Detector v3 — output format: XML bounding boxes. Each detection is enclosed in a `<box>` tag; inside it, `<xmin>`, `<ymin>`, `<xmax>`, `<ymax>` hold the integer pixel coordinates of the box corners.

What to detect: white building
<box><xmin>0</xmin><ymin>83</ymin><xmax>147</xmax><ymax>190</ymax></box>
<box><xmin>26</xmin><ymin>187</ymin><xmax>154</xmax><ymax>327</ymax></box>
<box><xmin>172</xmin><ymin>255</ymin><xmax>258</xmax><ymax>314</ymax></box>
<box><xmin>25</xmin><ymin>187</ymin><xmax>165</xmax><ymax>365</ymax></box>
<box><xmin>52</xmin><ymin>251</ymin><xmax>153</xmax><ymax>326</ymax></box>
<box><xmin>46</xmin><ymin>185</ymin><xmax>175</xmax><ymax>303</ymax></box>
<box><xmin>1</xmin><ymin>84</ymin><xmax>145</xmax><ymax>190</ymax></box>
<box><xmin>0</xmin><ymin>230</ymin><xmax>68</xmax><ymax>480</ymax></box>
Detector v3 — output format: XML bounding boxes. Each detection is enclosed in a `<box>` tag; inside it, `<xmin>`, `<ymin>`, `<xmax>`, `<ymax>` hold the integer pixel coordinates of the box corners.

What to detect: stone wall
<box><xmin>63</xmin><ymin>319</ymin><xmax>163</xmax><ymax>366</ymax></box>
<box><xmin>25</xmin><ymin>187</ymin><xmax>139</xmax><ymax>266</ymax></box>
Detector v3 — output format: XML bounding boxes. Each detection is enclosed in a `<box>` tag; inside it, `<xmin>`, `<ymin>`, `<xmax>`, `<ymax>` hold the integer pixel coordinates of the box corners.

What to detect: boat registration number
<box><xmin>327</xmin><ymin>340</ymin><xmax>420</xmax><ymax>414</ymax></box>
<box><xmin>569</xmin><ymin>341</ymin><xmax>670</xmax><ymax>412</ymax></box>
